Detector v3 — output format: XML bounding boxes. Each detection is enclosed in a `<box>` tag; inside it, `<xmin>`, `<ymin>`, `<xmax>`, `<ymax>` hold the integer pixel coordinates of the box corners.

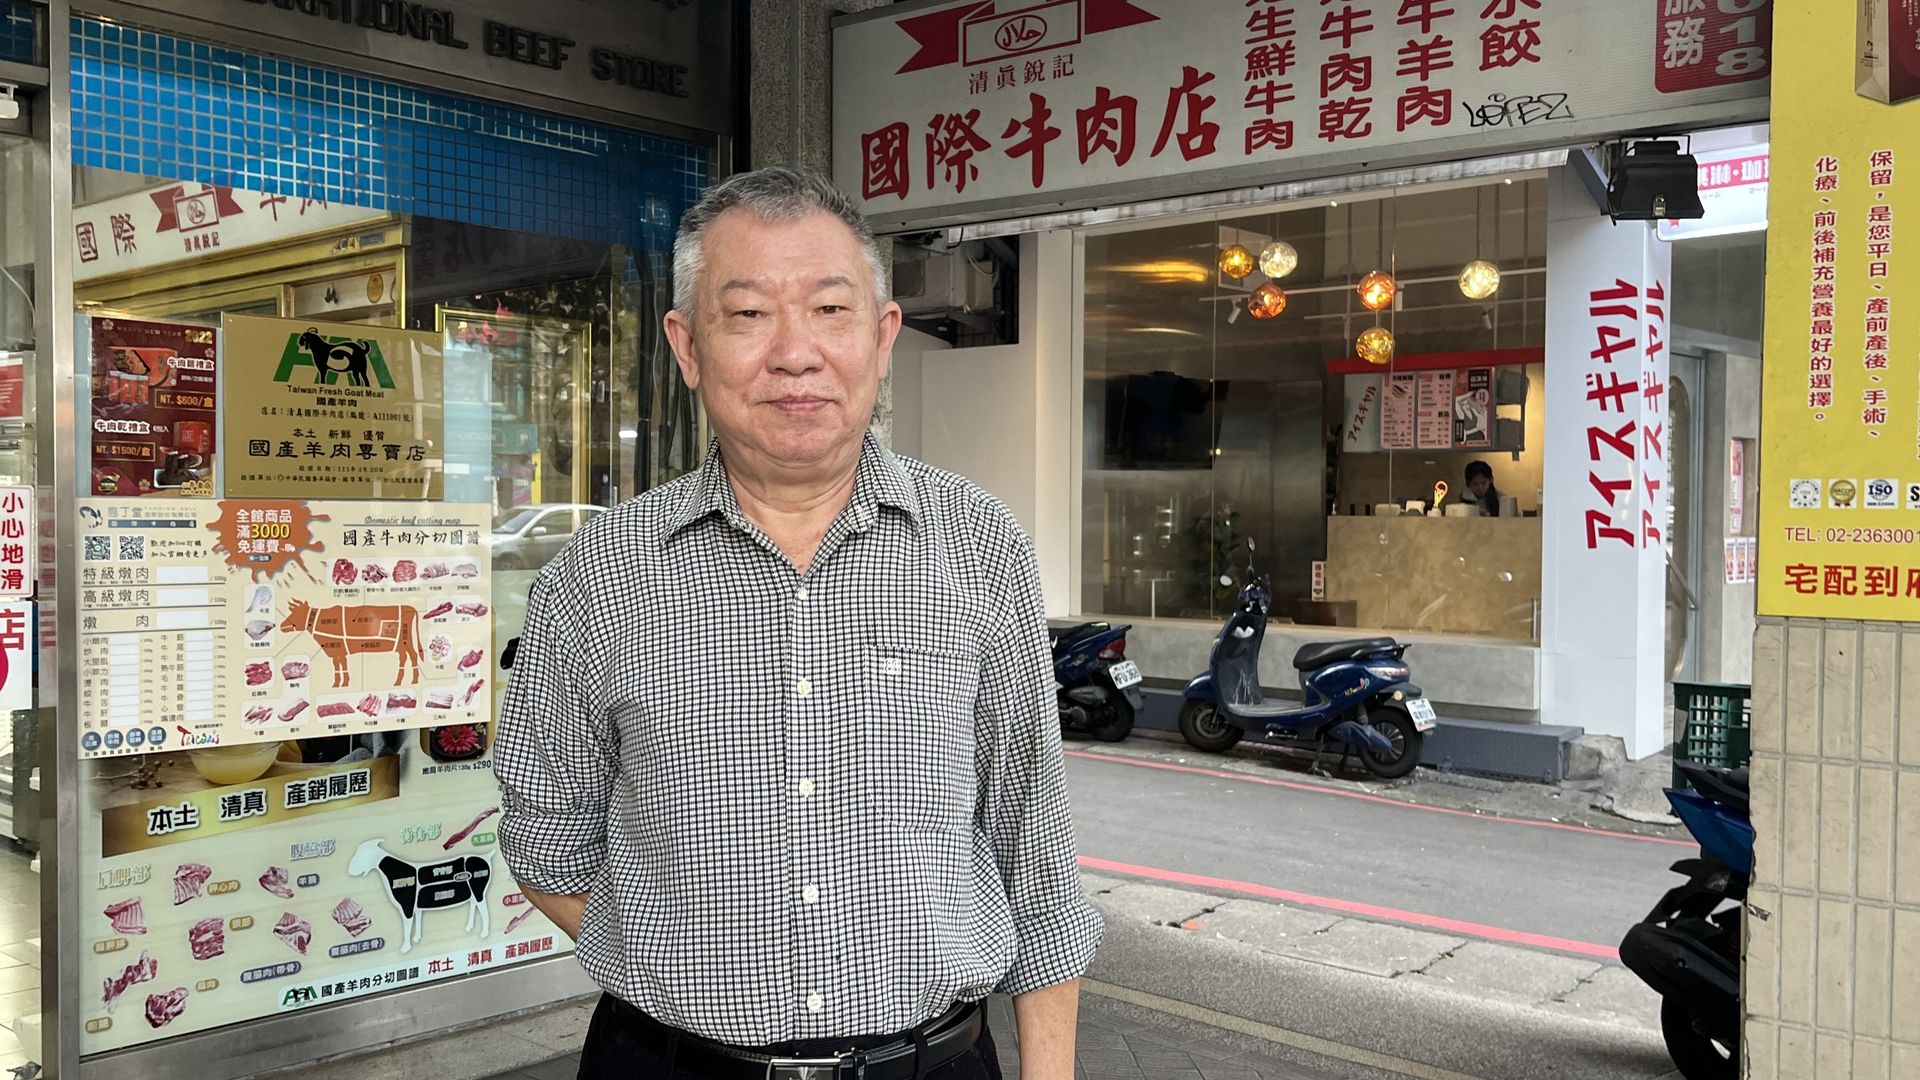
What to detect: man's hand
<box><xmin>520</xmin><ymin>886</ymin><xmax>590</xmax><ymax>941</ymax></box>
<box><xmin>1012</xmin><ymin>979</ymin><xmax>1080</xmax><ymax>1080</ymax></box>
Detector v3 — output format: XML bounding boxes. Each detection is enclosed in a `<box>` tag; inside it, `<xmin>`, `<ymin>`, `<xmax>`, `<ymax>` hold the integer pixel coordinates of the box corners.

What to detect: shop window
<box><xmin>65</xmin><ymin>17</ymin><xmax>710</xmax><ymax>1057</ymax></box>
<box><xmin>1081</xmin><ymin>179</ymin><xmax>1548</xmax><ymax>640</ymax></box>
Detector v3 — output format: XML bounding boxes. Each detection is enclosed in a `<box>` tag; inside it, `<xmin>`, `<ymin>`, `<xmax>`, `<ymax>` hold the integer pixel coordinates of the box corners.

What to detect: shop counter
<box><xmin>1323</xmin><ymin>514</ymin><xmax>1543</xmax><ymax>640</ymax></box>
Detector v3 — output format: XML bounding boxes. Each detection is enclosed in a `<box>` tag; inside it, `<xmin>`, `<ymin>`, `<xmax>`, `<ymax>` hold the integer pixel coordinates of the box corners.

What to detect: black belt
<box><xmin>606</xmin><ymin>996</ymin><xmax>985</xmax><ymax>1080</ymax></box>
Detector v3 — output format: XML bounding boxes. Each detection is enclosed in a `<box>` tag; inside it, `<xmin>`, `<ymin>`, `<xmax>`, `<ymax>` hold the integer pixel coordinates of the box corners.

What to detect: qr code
<box><xmin>83</xmin><ymin>536</ymin><xmax>110</xmax><ymax>562</ymax></box>
<box><xmin>117</xmin><ymin>535</ymin><xmax>146</xmax><ymax>562</ymax></box>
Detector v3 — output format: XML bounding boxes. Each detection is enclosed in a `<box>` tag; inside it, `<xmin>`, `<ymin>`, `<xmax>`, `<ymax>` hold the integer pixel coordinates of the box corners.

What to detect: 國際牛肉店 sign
<box><xmin>222</xmin><ymin>315</ymin><xmax>445</xmax><ymax>501</ymax></box>
<box><xmin>1756</xmin><ymin>2</ymin><xmax>1920</xmax><ymax>619</ymax></box>
<box><xmin>833</xmin><ymin>0</ymin><xmax>1774</xmax><ymax>231</ymax></box>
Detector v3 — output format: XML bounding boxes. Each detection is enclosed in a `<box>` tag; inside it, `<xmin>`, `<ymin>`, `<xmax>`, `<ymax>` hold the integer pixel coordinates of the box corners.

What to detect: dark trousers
<box><xmin>578</xmin><ymin>994</ymin><xmax>1006</xmax><ymax>1080</ymax></box>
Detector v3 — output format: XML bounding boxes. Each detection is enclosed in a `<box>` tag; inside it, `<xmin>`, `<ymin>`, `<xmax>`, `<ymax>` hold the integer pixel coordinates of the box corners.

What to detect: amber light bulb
<box><xmin>1247</xmin><ymin>283</ymin><xmax>1287</xmax><ymax>320</ymax></box>
<box><xmin>1357</xmin><ymin>270</ymin><xmax>1396</xmax><ymax>311</ymax></box>
<box><xmin>1356</xmin><ymin>326</ymin><xmax>1395</xmax><ymax>365</ymax></box>
<box><xmin>1218</xmin><ymin>244</ymin><xmax>1255</xmax><ymax>280</ymax></box>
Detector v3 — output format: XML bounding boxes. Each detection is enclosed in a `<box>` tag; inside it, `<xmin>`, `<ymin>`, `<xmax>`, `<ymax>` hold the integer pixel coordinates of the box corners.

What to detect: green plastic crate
<box><xmin>1672</xmin><ymin>682</ymin><xmax>1753</xmax><ymax>790</ymax></box>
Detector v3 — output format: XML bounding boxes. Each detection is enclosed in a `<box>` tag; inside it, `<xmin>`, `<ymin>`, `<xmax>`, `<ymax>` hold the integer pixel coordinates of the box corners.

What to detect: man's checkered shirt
<box><xmin>496</xmin><ymin>433</ymin><xmax>1103</xmax><ymax>1045</ymax></box>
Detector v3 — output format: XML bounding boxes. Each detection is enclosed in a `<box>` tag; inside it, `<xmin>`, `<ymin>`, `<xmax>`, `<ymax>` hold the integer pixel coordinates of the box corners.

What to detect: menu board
<box><xmin>1380</xmin><ymin>372</ymin><xmax>1417</xmax><ymax>450</ymax></box>
<box><xmin>89</xmin><ymin>317</ymin><xmax>218</xmax><ymax>498</ymax></box>
<box><xmin>221</xmin><ymin>314</ymin><xmax>445</xmax><ymax>501</ymax></box>
<box><xmin>78</xmin><ymin>499</ymin><xmax>491</xmax><ymax>759</ymax></box>
<box><xmin>1416</xmin><ymin>371</ymin><xmax>1456</xmax><ymax>450</ymax></box>
<box><xmin>1453</xmin><ymin>368</ymin><xmax>1493</xmax><ymax>449</ymax></box>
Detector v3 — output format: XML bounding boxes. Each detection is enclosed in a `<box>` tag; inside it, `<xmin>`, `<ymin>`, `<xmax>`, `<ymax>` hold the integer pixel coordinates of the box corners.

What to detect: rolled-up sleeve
<box><xmin>496</xmin><ymin>560</ymin><xmax>613</xmax><ymax>896</ymax></box>
<box><xmin>976</xmin><ymin>529</ymin><xmax>1104</xmax><ymax>996</ymax></box>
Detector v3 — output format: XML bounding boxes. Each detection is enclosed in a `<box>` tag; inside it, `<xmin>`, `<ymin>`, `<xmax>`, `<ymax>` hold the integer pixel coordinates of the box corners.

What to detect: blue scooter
<box><xmin>1619</xmin><ymin>761</ymin><xmax>1752</xmax><ymax>1080</ymax></box>
<box><xmin>1178</xmin><ymin>544</ymin><xmax>1431</xmax><ymax>778</ymax></box>
<box><xmin>1050</xmin><ymin>620</ymin><xmax>1142</xmax><ymax>742</ymax></box>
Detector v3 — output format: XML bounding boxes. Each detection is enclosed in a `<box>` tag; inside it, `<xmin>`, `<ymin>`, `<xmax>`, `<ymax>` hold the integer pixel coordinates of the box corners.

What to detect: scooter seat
<box><xmin>1291</xmin><ymin>637</ymin><xmax>1399</xmax><ymax>671</ymax></box>
<box><xmin>1049</xmin><ymin>622</ymin><xmax>1109</xmax><ymax>655</ymax></box>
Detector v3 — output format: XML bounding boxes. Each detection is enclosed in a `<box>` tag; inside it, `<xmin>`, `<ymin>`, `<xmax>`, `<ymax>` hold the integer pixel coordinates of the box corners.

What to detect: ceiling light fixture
<box><xmin>1247</xmin><ymin>283</ymin><xmax>1286</xmax><ymax>320</ymax></box>
<box><xmin>1257</xmin><ymin>241</ymin><xmax>1298</xmax><ymax>280</ymax></box>
<box><xmin>1459</xmin><ymin>259</ymin><xmax>1501</xmax><ymax>300</ymax></box>
<box><xmin>1218</xmin><ymin>244</ymin><xmax>1255</xmax><ymax>280</ymax></box>
<box><xmin>1356</xmin><ymin>326</ymin><xmax>1395</xmax><ymax>366</ymax></box>
<box><xmin>1357</xmin><ymin>270</ymin><xmax>1396</xmax><ymax>312</ymax></box>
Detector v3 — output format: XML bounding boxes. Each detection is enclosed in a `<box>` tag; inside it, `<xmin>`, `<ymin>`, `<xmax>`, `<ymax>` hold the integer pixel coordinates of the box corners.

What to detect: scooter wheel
<box><xmin>1089</xmin><ymin>693</ymin><xmax>1135</xmax><ymax>743</ymax></box>
<box><xmin>1659</xmin><ymin>1000</ymin><xmax>1738</xmax><ymax>1080</ymax></box>
<box><xmin>1179</xmin><ymin>701</ymin><xmax>1242</xmax><ymax>753</ymax></box>
<box><xmin>1359</xmin><ymin>705</ymin><xmax>1422</xmax><ymax>780</ymax></box>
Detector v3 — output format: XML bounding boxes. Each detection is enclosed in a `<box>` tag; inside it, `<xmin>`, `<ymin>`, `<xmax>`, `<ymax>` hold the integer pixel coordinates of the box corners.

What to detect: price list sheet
<box><xmin>79</xmin><ymin>500</ymin><xmax>234</xmax><ymax>756</ymax></box>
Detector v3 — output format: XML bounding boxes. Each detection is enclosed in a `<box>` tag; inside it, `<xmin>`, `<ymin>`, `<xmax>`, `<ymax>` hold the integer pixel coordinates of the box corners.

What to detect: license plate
<box><xmin>1107</xmin><ymin>660</ymin><xmax>1142</xmax><ymax>689</ymax></box>
<box><xmin>1406</xmin><ymin>698</ymin><xmax>1437</xmax><ymax>731</ymax></box>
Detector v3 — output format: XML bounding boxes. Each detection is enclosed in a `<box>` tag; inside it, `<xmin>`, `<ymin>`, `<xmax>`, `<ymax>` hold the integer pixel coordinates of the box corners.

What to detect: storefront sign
<box><xmin>0</xmin><ymin>487</ymin><xmax>33</xmax><ymax>599</ymax></box>
<box><xmin>106</xmin><ymin>0</ymin><xmax>733</xmax><ymax>135</ymax></box>
<box><xmin>1658</xmin><ymin>143</ymin><xmax>1770</xmax><ymax>241</ymax></box>
<box><xmin>1758</xmin><ymin>2</ymin><xmax>1920</xmax><ymax>619</ymax></box>
<box><xmin>89</xmin><ymin>317</ymin><xmax>219</xmax><ymax>499</ymax></box>
<box><xmin>77</xmin><ymin>499</ymin><xmax>491</xmax><ymax>760</ymax></box>
<box><xmin>0</xmin><ymin>602</ymin><xmax>31</xmax><ymax>712</ymax></box>
<box><xmin>1415</xmin><ymin>371</ymin><xmax>1455</xmax><ymax>450</ymax></box>
<box><xmin>222</xmin><ymin>315</ymin><xmax>445</xmax><ymax>501</ymax></box>
<box><xmin>834</xmin><ymin>0</ymin><xmax>1774</xmax><ymax>229</ymax></box>
<box><xmin>73</xmin><ymin>183</ymin><xmax>389</xmax><ymax>283</ymax></box>
<box><xmin>1341</xmin><ymin>374</ymin><xmax>1382</xmax><ymax>453</ymax></box>
<box><xmin>1380</xmin><ymin>371</ymin><xmax>1417</xmax><ymax>450</ymax></box>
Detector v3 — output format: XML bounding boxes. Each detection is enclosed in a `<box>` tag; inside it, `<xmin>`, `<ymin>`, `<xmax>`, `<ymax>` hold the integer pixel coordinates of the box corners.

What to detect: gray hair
<box><xmin>671</xmin><ymin>167</ymin><xmax>887</xmax><ymax>314</ymax></box>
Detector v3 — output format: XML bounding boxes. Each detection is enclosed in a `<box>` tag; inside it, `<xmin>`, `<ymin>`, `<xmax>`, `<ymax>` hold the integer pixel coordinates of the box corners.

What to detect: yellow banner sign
<box><xmin>101</xmin><ymin>756</ymin><xmax>401</xmax><ymax>857</ymax></box>
<box><xmin>1759</xmin><ymin>3</ymin><xmax>1920</xmax><ymax>618</ymax></box>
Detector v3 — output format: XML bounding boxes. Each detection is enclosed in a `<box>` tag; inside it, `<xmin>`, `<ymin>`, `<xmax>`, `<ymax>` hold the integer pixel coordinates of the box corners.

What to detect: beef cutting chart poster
<box><xmin>78</xmin><ymin>499</ymin><xmax>491</xmax><ymax>760</ymax></box>
<box><xmin>89</xmin><ymin>316</ymin><xmax>218</xmax><ymax>499</ymax></box>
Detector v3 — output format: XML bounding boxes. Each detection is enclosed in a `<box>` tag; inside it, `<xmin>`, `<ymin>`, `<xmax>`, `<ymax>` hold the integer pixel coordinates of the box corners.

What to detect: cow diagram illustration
<box><xmin>280</xmin><ymin>598</ymin><xmax>424</xmax><ymax>687</ymax></box>
<box><xmin>348</xmin><ymin>839</ymin><xmax>492</xmax><ymax>954</ymax></box>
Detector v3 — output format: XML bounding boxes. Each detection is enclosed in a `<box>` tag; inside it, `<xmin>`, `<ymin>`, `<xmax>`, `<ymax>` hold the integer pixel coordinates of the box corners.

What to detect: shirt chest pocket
<box><xmin>860</xmin><ymin>644</ymin><xmax>980</xmax><ymax>831</ymax></box>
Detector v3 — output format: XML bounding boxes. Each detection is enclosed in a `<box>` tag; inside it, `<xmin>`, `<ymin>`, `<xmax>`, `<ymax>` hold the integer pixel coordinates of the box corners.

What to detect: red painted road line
<box><xmin>1082</xmin><ymin>855</ymin><xmax>1623</xmax><ymax>962</ymax></box>
<box><xmin>1065</xmin><ymin>749</ymin><xmax>1694</xmax><ymax>848</ymax></box>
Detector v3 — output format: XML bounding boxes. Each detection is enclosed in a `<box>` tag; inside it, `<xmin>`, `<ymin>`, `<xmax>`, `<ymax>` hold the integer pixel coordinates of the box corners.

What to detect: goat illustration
<box><xmin>297</xmin><ymin>328</ymin><xmax>373</xmax><ymax>387</ymax></box>
<box><xmin>348</xmin><ymin>839</ymin><xmax>492</xmax><ymax>954</ymax></box>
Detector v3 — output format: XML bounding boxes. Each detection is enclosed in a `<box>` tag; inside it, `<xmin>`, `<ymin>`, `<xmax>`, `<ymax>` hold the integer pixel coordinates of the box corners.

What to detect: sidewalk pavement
<box><xmin>476</xmin><ymin>988</ymin><xmax>1381</xmax><ymax>1080</ymax></box>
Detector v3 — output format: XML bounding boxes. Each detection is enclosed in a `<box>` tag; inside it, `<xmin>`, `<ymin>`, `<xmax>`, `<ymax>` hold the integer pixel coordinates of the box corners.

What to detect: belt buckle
<box><xmin>766</xmin><ymin>1056</ymin><xmax>847</xmax><ymax>1080</ymax></box>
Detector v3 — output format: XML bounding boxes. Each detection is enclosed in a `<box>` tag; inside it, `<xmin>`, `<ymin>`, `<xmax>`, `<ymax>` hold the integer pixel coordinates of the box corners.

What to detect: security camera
<box><xmin>0</xmin><ymin>85</ymin><xmax>18</xmax><ymax>122</ymax></box>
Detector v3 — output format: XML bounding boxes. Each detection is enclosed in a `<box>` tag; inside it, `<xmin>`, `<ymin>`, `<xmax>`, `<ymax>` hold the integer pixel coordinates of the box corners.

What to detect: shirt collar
<box><xmin>665</xmin><ymin>431</ymin><xmax>921</xmax><ymax>542</ymax></box>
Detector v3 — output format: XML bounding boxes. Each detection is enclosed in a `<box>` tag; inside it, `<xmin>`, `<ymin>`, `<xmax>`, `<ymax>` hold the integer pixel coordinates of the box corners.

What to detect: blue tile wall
<box><xmin>69</xmin><ymin>17</ymin><xmax>707</xmax><ymax>272</ymax></box>
<box><xmin>0</xmin><ymin>1</ymin><xmax>43</xmax><ymax>66</ymax></box>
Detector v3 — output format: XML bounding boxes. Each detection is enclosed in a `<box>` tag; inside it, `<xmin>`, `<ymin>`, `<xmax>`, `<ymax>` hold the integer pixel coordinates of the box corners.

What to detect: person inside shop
<box><xmin>495</xmin><ymin>167</ymin><xmax>1099</xmax><ymax>1080</ymax></box>
<box><xmin>1464</xmin><ymin>460</ymin><xmax>1503</xmax><ymax>516</ymax></box>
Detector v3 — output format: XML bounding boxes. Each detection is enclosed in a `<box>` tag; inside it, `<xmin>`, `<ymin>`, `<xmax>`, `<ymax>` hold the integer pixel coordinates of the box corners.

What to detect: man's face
<box><xmin>1467</xmin><ymin>475</ymin><xmax>1492</xmax><ymax>499</ymax></box>
<box><xmin>664</xmin><ymin>209</ymin><xmax>902</xmax><ymax>469</ymax></box>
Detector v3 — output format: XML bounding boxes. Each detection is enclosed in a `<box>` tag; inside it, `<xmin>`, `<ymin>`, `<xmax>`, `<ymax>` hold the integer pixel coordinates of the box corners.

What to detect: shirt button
<box><xmin>802</xmin><ymin>884</ymin><xmax>820</xmax><ymax>905</ymax></box>
<box><xmin>798</xmin><ymin>778</ymin><xmax>816</xmax><ymax>797</ymax></box>
<box><xmin>796</xmin><ymin>585</ymin><xmax>810</xmax><ymax>601</ymax></box>
<box><xmin>796</xmin><ymin>677</ymin><xmax>813</xmax><ymax>698</ymax></box>
<box><xmin>806</xmin><ymin>992</ymin><xmax>824</xmax><ymax>1013</ymax></box>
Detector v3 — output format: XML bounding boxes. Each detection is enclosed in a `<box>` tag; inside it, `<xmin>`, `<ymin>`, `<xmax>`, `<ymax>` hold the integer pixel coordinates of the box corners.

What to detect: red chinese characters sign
<box><xmin>0</xmin><ymin>487</ymin><xmax>34</xmax><ymax>600</ymax></box>
<box><xmin>834</xmin><ymin>0</ymin><xmax>1773</xmax><ymax>228</ymax></box>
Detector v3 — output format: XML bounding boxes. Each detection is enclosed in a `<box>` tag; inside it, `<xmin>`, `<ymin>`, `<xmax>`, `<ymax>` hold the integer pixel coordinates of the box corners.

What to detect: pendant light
<box><xmin>1357</xmin><ymin>270</ymin><xmax>1396</xmax><ymax>311</ymax></box>
<box><xmin>1356</xmin><ymin>326</ymin><xmax>1395</xmax><ymax>365</ymax></box>
<box><xmin>1257</xmin><ymin>241</ymin><xmax>1298</xmax><ymax>279</ymax></box>
<box><xmin>1247</xmin><ymin>282</ymin><xmax>1286</xmax><ymax>320</ymax></box>
<box><xmin>1218</xmin><ymin>244</ymin><xmax>1254</xmax><ymax>280</ymax></box>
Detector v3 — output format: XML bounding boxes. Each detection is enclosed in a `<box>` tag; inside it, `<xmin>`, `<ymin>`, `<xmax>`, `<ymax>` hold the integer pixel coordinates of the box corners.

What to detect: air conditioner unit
<box><xmin>892</xmin><ymin>246</ymin><xmax>995</xmax><ymax>316</ymax></box>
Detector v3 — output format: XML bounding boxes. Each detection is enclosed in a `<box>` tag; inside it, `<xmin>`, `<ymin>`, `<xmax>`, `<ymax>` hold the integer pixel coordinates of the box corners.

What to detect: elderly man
<box><xmin>496</xmin><ymin>166</ymin><xmax>1101</xmax><ymax>1080</ymax></box>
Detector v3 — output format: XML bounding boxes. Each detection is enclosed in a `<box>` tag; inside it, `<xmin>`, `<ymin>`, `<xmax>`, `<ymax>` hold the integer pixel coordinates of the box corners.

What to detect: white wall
<box><xmin>915</xmin><ymin>230</ymin><xmax>1076</xmax><ymax>616</ymax></box>
<box><xmin>885</xmin><ymin>327</ymin><xmax>940</xmax><ymax>460</ymax></box>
